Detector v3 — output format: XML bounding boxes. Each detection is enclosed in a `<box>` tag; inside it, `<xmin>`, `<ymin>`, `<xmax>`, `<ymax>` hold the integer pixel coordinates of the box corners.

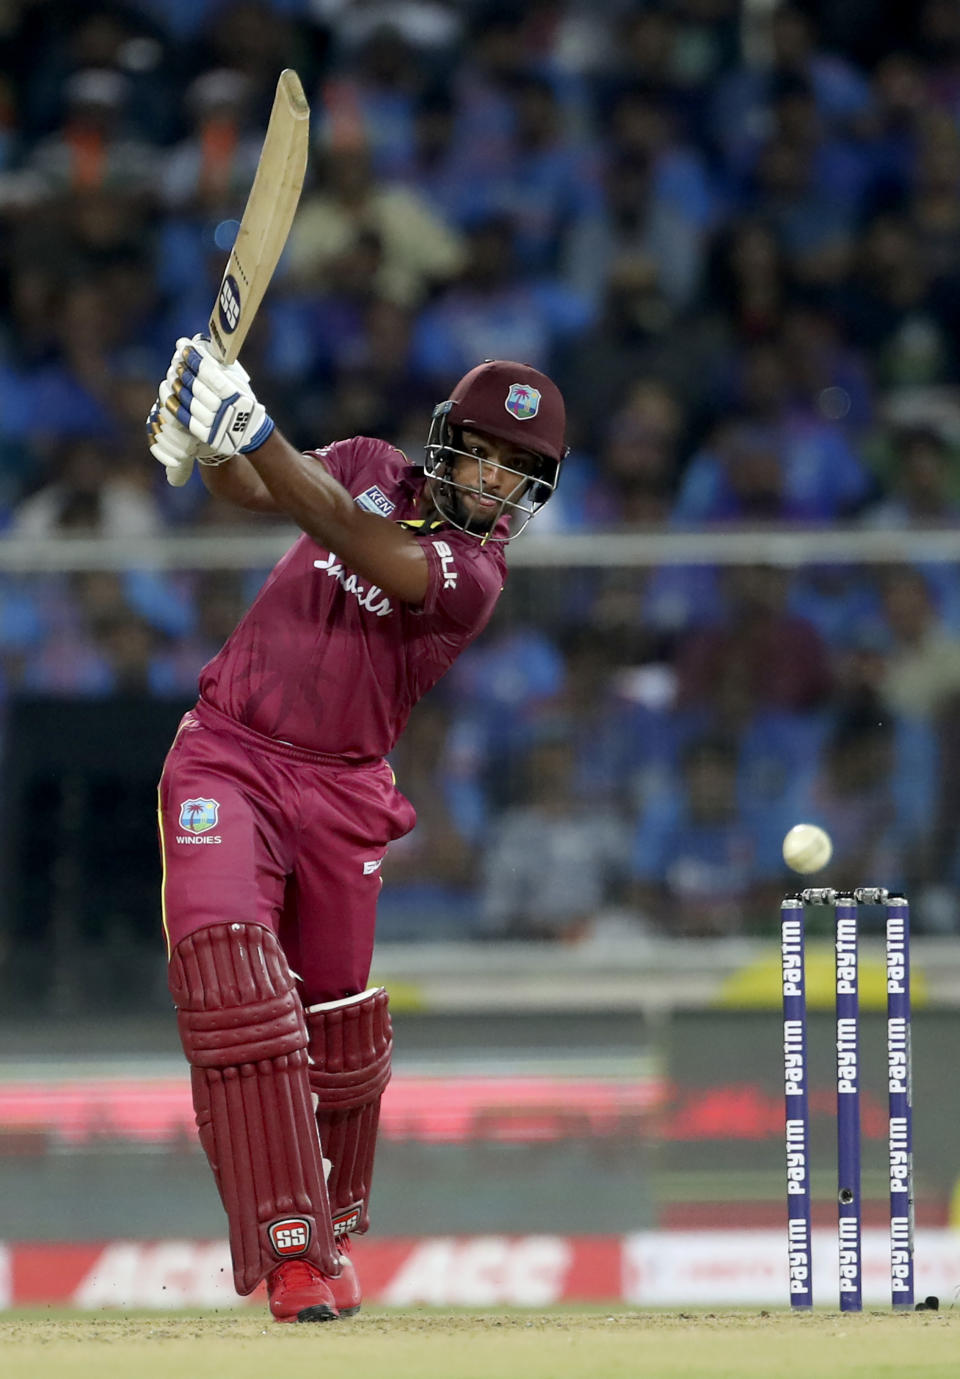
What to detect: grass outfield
<box><xmin>1</xmin><ymin>1308</ymin><xmax>958</xmax><ymax>1379</ymax></box>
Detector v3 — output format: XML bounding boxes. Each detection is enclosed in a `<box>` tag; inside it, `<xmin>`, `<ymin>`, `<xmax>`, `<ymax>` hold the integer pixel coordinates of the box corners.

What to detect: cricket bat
<box><xmin>166</xmin><ymin>68</ymin><xmax>310</xmax><ymax>485</ymax></box>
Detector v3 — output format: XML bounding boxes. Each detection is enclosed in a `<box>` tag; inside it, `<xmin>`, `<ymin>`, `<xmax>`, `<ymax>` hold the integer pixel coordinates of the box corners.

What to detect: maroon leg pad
<box><xmin>169</xmin><ymin>923</ymin><xmax>340</xmax><ymax>1293</ymax></box>
<box><xmin>305</xmin><ymin>988</ymin><xmax>392</xmax><ymax>1236</ymax></box>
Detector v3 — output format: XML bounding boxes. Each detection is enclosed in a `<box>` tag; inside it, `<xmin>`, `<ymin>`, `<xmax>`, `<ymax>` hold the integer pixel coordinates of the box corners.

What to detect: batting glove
<box><xmin>146</xmin><ymin>384</ymin><xmax>216</xmax><ymax>487</ymax></box>
<box><xmin>163</xmin><ymin>335</ymin><xmax>275</xmax><ymax>459</ymax></box>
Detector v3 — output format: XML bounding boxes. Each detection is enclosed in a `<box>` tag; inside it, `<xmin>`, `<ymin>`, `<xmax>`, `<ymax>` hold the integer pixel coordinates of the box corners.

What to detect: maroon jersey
<box><xmin>199</xmin><ymin>437</ymin><xmax>507</xmax><ymax>759</ymax></box>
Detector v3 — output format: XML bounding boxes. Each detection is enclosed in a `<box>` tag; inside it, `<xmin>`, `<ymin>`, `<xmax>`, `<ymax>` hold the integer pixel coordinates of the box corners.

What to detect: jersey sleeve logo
<box><xmin>355</xmin><ymin>485</ymin><xmax>396</xmax><ymax>517</ymax></box>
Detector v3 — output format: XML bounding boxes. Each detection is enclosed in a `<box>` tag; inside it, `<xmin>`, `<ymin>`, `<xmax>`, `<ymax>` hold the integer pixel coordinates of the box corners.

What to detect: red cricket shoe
<box><xmin>267</xmin><ymin>1260</ymin><xmax>339</xmax><ymax>1323</ymax></box>
<box><xmin>330</xmin><ymin>1236</ymin><xmax>362</xmax><ymax>1317</ymax></box>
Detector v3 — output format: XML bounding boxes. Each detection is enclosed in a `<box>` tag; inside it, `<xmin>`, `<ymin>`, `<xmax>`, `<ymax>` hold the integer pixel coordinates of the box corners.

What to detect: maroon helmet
<box><xmin>424</xmin><ymin>360</ymin><xmax>568</xmax><ymax>540</ymax></box>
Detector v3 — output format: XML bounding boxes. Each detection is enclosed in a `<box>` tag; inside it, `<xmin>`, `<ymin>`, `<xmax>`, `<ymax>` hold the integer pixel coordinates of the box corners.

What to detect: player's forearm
<box><xmin>199</xmin><ymin>452</ymin><xmax>282</xmax><ymax>512</ymax></box>
<box><xmin>246</xmin><ymin>431</ymin><xmax>429</xmax><ymax>602</ymax></box>
<box><xmin>246</xmin><ymin>430</ymin><xmax>359</xmax><ymax>530</ymax></box>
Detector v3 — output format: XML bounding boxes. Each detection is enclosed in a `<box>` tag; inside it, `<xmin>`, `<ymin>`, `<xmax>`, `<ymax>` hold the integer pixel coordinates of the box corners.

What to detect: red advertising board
<box><xmin>4</xmin><ymin>1231</ymin><xmax>960</xmax><ymax>1309</ymax></box>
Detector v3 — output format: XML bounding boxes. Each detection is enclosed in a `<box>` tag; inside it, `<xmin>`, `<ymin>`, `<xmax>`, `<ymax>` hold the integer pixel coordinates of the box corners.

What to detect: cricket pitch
<box><xmin>2</xmin><ymin>1308</ymin><xmax>958</xmax><ymax>1379</ymax></box>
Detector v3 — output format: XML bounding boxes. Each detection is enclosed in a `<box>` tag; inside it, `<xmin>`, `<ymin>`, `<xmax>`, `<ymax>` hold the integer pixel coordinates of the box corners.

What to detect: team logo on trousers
<box><xmin>178</xmin><ymin>798</ymin><xmax>220</xmax><ymax>833</ymax></box>
<box><xmin>268</xmin><ymin>1217</ymin><xmax>312</xmax><ymax>1258</ymax></box>
<box><xmin>504</xmin><ymin>382</ymin><xmax>541</xmax><ymax>420</ymax></box>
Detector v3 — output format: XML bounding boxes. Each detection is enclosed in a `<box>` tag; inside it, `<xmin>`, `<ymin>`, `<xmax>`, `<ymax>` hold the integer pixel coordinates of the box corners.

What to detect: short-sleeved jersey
<box><xmin>199</xmin><ymin>437</ymin><xmax>508</xmax><ymax>759</ymax></box>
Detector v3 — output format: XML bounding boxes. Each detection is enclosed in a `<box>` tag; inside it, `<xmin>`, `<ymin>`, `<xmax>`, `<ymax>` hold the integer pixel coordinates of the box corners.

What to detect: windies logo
<box><xmin>504</xmin><ymin>382</ymin><xmax>541</xmax><ymax>420</ymax></box>
<box><xmin>178</xmin><ymin>798</ymin><xmax>220</xmax><ymax>834</ymax></box>
<box><xmin>268</xmin><ymin>1217</ymin><xmax>312</xmax><ymax>1258</ymax></box>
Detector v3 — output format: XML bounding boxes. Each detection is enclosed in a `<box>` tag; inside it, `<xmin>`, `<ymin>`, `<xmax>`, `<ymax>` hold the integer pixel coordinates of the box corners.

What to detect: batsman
<box><xmin>147</xmin><ymin>339</ymin><xmax>568</xmax><ymax>1321</ymax></box>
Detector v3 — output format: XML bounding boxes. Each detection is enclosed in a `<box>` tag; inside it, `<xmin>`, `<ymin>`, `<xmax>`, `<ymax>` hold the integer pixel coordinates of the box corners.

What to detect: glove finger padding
<box><xmin>166</xmin><ymin>363</ymin><xmax>233</xmax><ymax>437</ymax></box>
<box><xmin>166</xmin><ymin>335</ymin><xmax>251</xmax><ymax>387</ymax></box>
<box><xmin>147</xmin><ymin>389</ymin><xmax>196</xmax><ymax>486</ymax></box>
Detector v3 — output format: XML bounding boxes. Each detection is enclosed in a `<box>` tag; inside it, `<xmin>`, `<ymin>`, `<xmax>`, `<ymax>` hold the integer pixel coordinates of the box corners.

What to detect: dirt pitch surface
<box><xmin>2</xmin><ymin>1308</ymin><xmax>958</xmax><ymax>1379</ymax></box>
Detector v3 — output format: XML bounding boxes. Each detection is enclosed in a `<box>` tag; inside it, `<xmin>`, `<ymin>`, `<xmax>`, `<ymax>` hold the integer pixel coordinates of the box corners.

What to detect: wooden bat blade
<box><xmin>207</xmin><ymin>68</ymin><xmax>310</xmax><ymax>364</ymax></box>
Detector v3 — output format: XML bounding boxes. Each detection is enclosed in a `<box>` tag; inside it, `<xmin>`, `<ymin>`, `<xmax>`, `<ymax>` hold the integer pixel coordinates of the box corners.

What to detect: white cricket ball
<box><xmin>782</xmin><ymin>823</ymin><xmax>833</xmax><ymax>875</ymax></box>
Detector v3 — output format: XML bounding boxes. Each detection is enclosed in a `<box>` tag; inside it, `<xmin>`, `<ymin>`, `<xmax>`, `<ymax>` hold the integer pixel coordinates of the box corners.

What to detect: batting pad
<box><xmin>169</xmin><ymin>923</ymin><xmax>340</xmax><ymax>1293</ymax></box>
<box><xmin>306</xmin><ymin>988</ymin><xmax>392</xmax><ymax>1236</ymax></box>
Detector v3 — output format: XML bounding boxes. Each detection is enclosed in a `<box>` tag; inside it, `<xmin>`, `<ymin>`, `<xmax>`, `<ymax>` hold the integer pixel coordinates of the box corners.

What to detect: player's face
<box><xmin>436</xmin><ymin>428</ymin><xmax>540</xmax><ymax>532</ymax></box>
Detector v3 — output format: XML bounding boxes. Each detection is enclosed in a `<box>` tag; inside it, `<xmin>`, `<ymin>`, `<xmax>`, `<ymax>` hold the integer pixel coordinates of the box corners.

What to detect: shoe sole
<box><xmin>295</xmin><ymin>1305</ymin><xmax>339</xmax><ymax>1323</ymax></box>
<box><xmin>338</xmin><ymin>1304</ymin><xmax>361</xmax><ymax>1317</ymax></box>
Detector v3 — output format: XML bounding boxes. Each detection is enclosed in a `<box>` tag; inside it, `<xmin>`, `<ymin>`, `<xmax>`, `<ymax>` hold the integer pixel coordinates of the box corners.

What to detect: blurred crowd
<box><xmin>4</xmin><ymin>0</ymin><xmax>960</xmax><ymax>943</ymax></box>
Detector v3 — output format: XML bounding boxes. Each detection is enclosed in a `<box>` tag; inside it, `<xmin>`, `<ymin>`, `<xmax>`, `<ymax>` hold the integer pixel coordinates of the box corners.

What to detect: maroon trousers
<box><xmin>158</xmin><ymin>699</ymin><xmax>416</xmax><ymax>1004</ymax></box>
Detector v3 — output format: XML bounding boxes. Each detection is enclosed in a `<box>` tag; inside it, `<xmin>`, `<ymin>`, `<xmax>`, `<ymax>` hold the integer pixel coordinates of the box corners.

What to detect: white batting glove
<box><xmin>146</xmin><ymin>385</ymin><xmax>209</xmax><ymax>486</ymax></box>
<box><xmin>163</xmin><ymin>335</ymin><xmax>275</xmax><ymax>459</ymax></box>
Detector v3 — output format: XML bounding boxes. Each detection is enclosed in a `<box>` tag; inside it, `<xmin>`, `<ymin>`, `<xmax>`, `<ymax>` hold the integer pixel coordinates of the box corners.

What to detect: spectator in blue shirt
<box><xmin>629</xmin><ymin>735</ymin><xmax>779</xmax><ymax>936</ymax></box>
<box><xmin>673</xmin><ymin>339</ymin><xmax>872</xmax><ymax>523</ymax></box>
<box><xmin>410</xmin><ymin>213</ymin><xmax>591</xmax><ymax>381</ymax></box>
